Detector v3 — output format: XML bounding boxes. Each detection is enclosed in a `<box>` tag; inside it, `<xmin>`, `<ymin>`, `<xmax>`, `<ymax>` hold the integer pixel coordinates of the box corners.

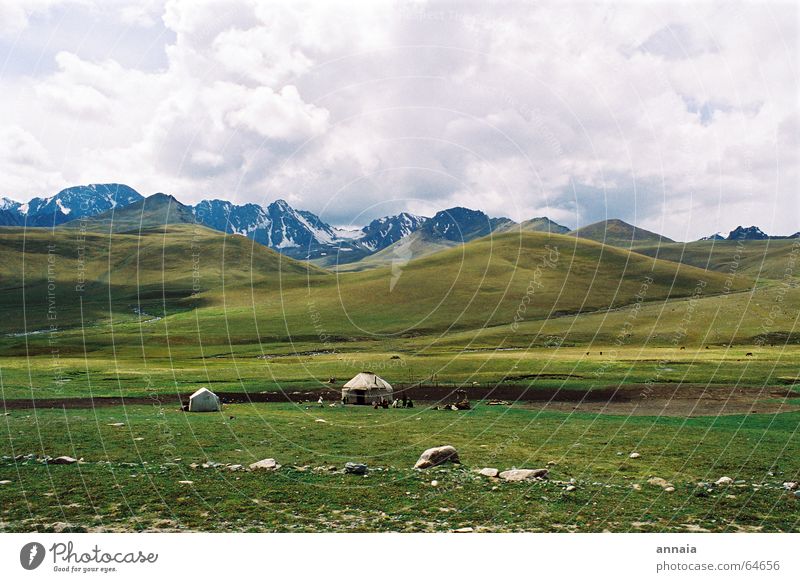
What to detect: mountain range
<box><xmin>1</xmin><ymin>183</ymin><xmax>797</xmax><ymax>264</ymax></box>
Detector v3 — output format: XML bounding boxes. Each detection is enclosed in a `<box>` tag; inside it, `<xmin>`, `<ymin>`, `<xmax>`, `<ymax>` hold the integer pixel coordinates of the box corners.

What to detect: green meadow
<box><xmin>0</xmin><ymin>225</ymin><xmax>798</xmax><ymax>531</ymax></box>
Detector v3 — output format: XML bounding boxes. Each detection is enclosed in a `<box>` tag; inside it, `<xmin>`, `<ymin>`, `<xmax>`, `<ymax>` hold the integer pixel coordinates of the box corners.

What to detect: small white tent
<box><xmin>188</xmin><ymin>387</ymin><xmax>221</xmax><ymax>412</ymax></box>
<box><xmin>342</xmin><ymin>372</ymin><xmax>393</xmax><ymax>405</ymax></box>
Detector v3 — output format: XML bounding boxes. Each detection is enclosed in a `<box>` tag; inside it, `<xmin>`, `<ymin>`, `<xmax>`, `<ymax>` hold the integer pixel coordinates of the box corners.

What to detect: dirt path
<box><xmin>2</xmin><ymin>383</ymin><xmax>796</xmax><ymax>416</ymax></box>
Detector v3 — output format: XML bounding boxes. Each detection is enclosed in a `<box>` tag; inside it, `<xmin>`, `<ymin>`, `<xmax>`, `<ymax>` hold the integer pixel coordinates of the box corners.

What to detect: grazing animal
<box><xmin>746</xmin><ymin>352</ymin><xmax>753</xmax><ymax>357</ymax></box>
<box><xmin>680</xmin><ymin>346</ymin><xmax>685</xmax><ymax>350</ymax></box>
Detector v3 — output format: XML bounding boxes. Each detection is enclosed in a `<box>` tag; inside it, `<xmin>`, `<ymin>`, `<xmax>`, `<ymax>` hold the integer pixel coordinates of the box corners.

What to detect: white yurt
<box><xmin>188</xmin><ymin>387</ymin><xmax>221</xmax><ymax>412</ymax></box>
<box><xmin>342</xmin><ymin>372</ymin><xmax>393</xmax><ymax>405</ymax></box>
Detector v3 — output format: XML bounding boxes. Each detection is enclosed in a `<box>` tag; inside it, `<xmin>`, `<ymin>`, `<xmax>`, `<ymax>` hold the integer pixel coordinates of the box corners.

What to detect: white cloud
<box><xmin>0</xmin><ymin>0</ymin><xmax>797</xmax><ymax>238</ymax></box>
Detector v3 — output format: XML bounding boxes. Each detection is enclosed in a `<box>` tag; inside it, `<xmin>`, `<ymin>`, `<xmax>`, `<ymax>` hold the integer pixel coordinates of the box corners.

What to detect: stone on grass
<box><xmin>499</xmin><ymin>468</ymin><xmax>549</xmax><ymax>482</ymax></box>
<box><xmin>344</xmin><ymin>462</ymin><xmax>368</xmax><ymax>475</ymax></box>
<box><xmin>647</xmin><ymin>477</ymin><xmax>673</xmax><ymax>489</ymax></box>
<box><xmin>715</xmin><ymin>476</ymin><xmax>734</xmax><ymax>486</ymax></box>
<box><xmin>49</xmin><ymin>456</ymin><xmax>77</xmax><ymax>465</ymax></box>
<box><xmin>478</xmin><ymin>467</ymin><xmax>499</xmax><ymax>478</ymax></box>
<box><xmin>565</xmin><ymin>485</ymin><xmax>577</xmax><ymax>492</ymax></box>
<box><xmin>629</xmin><ymin>452</ymin><xmax>640</xmax><ymax>459</ymax></box>
<box><xmin>0</xmin><ymin>480</ymin><xmax>11</xmax><ymax>485</ymax></box>
<box><xmin>782</xmin><ymin>482</ymin><xmax>798</xmax><ymax>490</ymax></box>
<box><xmin>794</xmin><ymin>491</ymin><xmax>800</xmax><ymax>499</ymax></box>
<box><xmin>414</xmin><ymin>445</ymin><xmax>460</xmax><ymax>469</ymax></box>
<box><xmin>453</xmin><ymin>527</ymin><xmax>474</xmax><ymax>533</ymax></box>
<box><xmin>249</xmin><ymin>458</ymin><xmax>280</xmax><ymax>471</ymax></box>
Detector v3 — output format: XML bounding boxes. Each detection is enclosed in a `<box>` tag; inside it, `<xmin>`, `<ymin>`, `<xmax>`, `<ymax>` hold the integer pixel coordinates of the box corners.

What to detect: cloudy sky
<box><xmin>0</xmin><ymin>0</ymin><xmax>797</xmax><ymax>238</ymax></box>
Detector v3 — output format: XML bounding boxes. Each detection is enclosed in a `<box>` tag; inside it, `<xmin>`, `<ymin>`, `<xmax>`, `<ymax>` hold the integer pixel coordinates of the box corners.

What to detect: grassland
<box><xmin>1</xmin><ymin>404</ymin><xmax>798</xmax><ymax>532</ymax></box>
<box><xmin>0</xmin><ymin>223</ymin><xmax>798</xmax><ymax>532</ymax></box>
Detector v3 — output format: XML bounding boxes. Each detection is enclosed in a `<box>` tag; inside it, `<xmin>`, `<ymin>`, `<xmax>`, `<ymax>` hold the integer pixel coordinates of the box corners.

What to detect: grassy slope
<box><xmin>569</xmin><ymin>219</ymin><xmax>674</xmax><ymax>247</ymax></box>
<box><xmin>631</xmin><ymin>239</ymin><xmax>800</xmax><ymax>280</ymax></box>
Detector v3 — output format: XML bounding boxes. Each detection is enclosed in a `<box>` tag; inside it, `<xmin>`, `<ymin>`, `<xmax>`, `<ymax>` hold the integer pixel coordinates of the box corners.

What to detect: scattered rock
<box><xmin>452</xmin><ymin>527</ymin><xmax>474</xmax><ymax>533</ymax></box>
<box><xmin>631</xmin><ymin>483</ymin><xmax>642</xmax><ymax>491</ymax></box>
<box><xmin>431</xmin><ymin>480</ymin><xmax>439</xmax><ymax>487</ymax></box>
<box><xmin>344</xmin><ymin>462</ymin><xmax>368</xmax><ymax>475</ymax></box>
<box><xmin>49</xmin><ymin>456</ymin><xmax>77</xmax><ymax>465</ymax></box>
<box><xmin>108</xmin><ymin>423</ymin><xmax>125</xmax><ymax>427</ymax></box>
<box><xmin>178</xmin><ymin>480</ymin><xmax>193</xmax><ymax>485</ymax></box>
<box><xmin>629</xmin><ymin>452</ymin><xmax>640</xmax><ymax>459</ymax></box>
<box><xmin>715</xmin><ymin>476</ymin><xmax>734</xmax><ymax>486</ymax></box>
<box><xmin>249</xmin><ymin>458</ymin><xmax>280</xmax><ymax>471</ymax></box>
<box><xmin>782</xmin><ymin>482</ymin><xmax>797</xmax><ymax>490</ymax></box>
<box><xmin>414</xmin><ymin>445</ymin><xmax>460</xmax><ymax>469</ymax></box>
<box><xmin>647</xmin><ymin>477</ymin><xmax>673</xmax><ymax>490</ymax></box>
<box><xmin>565</xmin><ymin>485</ymin><xmax>577</xmax><ymax>492</ymax></box>
<box><xmin>0</xmin><ymin>480</ymin><xmax>11</xmax><ymax>485</ymax></box>
<box><xmin>227</xmin><ymin>464</ymin><xmax>244</xmax><ymax>472</ymax></box>
<box><xmin>477</xmin><ymin>467</ymin><xmax>499</xmax><ymax>478</ymax></box>
<box><xmin>794</xmin><ymin>491</ymin><xmax>800</xmax><ymax>499</ymax></box>
<box><xmin>664</xmin><ymin>486</ymin><xmax>675</xmax><ymax>493</ymax></box>
<box><xmin>499</xmin><ymin>468</ymin><xmax>549</xmax><ymax>482</ymax></box>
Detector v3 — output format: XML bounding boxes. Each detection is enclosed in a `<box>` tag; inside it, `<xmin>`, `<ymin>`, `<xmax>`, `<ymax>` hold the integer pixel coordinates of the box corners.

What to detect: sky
<box><xmin>0</xmin><ymin>0</ymin><xmax>797</xmax><ymax>238</ymax></box>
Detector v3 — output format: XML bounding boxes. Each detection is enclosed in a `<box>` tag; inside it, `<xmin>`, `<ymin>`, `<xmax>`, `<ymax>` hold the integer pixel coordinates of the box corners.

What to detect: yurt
<box><xmin>188</xmin><ymin>387</ymin><xmax>221</xmax><ymax>412</ymax></box>
<box><xmin>342</xmin><ymin>372</ymin><xmax>393</xmax><ymax>405</ymax></box>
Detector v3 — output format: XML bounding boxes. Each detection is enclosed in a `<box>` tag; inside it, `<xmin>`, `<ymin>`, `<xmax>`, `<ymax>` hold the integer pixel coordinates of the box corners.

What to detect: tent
<box><xmin>188</xmin><ymin>387</ymin><xmax>221</xmax><ymax>412</ymax></box>
<box><xmin>342</xmin><ymin>372</ymin><xmax>393</xmax><ymax>405</ymax></box>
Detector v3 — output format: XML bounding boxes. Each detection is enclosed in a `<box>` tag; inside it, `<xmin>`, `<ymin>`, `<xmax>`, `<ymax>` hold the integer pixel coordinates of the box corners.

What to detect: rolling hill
<box><xmin>0</xmin><ymin>224</ymin><xmax>751</xmax><ymax>345</ymax></box>
<box><xmin>630</xmin><ymin>239</ymin><xmax>800</xmax><ymax>280</ymax></box>
<box><xmin>569</xmin><ymin>219</ymin><xmax>674</xmax><ymax>247</ymax></box>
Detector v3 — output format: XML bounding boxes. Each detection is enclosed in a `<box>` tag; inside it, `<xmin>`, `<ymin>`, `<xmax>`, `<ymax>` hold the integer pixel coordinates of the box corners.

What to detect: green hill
<box><xmin>631</xmin><ymin>239</ymin><xmax>800</xmax><ymax>280</ymax></box>
<box><xmin>569</xmin><ymin>219</ymin><xmax>674</xmax><ymax>247</ymax></box>
<box><xmin>63</xmin><ymin>192</ymin><xmax>196</xmax><ymax>234</ymax></box>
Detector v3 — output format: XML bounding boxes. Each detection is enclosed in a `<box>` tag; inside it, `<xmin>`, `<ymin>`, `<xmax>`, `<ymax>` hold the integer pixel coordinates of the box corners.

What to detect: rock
<box><xmin>414</xmin><ymin>445</ymin><xmax>460</xmax><ymax>469</ymax></box>
<box><xmin>478</xmin><ymin>467</ymin><xmax>499</xmax><ymax>478</ymax></box>
<box><xmin>178</xmin><ymin>480</ymin><xmax>193</xmax><ymax>485</ymax></box>
<box><xmin>664</xmin><ymin>486</ymin><xmax>675</xmax><ymax>493</ymax></box>
<box><xmin>0</xmin><ymin>480</ymin><xmax>11</xmax><ymax>485</ymax></box>
<box><xmin>794</xmin><ymin>491</ymin><xmax>800</xmax><ymax>499</ymax></box>
<box><xmin>565</xmin><ymin>485</ymin><xmax>577</xmax><ymax>492</ymax></box>
<box><xmin>782</xmin><ymin>482</ymin><xmax>797</xmax><ymax>490</ymax></box>
<box><xmin>631</xmin><ymin>483</ymin><xmax>642</xmax><ymax>491</ymax></box>
<box><xmin>315</xmin><ymin>418</ymin><xmax>327</xmax><ymax>423</ymax></box>
<box><xmin>647</xmin><ymin>477</ymin><xmax>673</xmax><ymax>489</ymax></box>
<box><xmin>453</xmin><ymin>527</ymin><xmax>474</xmax><ymax>533</ymax></box>
<box><xmin>629</xmin><ymin>452</ymin><xmax>640</xmax><ymax>458</ymax></box>
<box><xmin>430</xmin><ymin>480</ymin><xmax>439</xmax><ymax>487</ymax></box>
<box><xmin>715</xmin><ymin>476</ymin><xmax>734</xmax><ymax>486</ymax></box>
<box><xmin>227</xmin><ymin>464</ymin><xmax>244</xmax><ymax>472</ymax></box>
<box><xmin>344</xmin><ymin>462</ymin><xmax>368</xmax><ymax>475</ymax></box>
<box><xmin>108</xmin><ymin>422</ymin><xmax>125</xmax><ymax>427</ymax></box>
<box><xmin>249</xmin><ymin>458</ymin><xmax>280</xmax><ymax>471</ymax></box>
<box><xmin>499</xmin><ymin>468</ymin><xmax>549</xmax><ymax>482</ymax></box>
<box><xmin>49</xmin><ymin>456</ymin><xmax>78</xmax><ymax>465</ymax></box>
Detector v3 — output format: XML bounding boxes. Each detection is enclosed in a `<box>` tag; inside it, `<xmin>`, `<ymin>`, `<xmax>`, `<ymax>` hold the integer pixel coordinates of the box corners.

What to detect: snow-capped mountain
<box><xmin>727</xmin><ymin>226</ymin><xmax>769</xmax><ymax>240</ymax></box>
<box><xmin>699</xmin><ymin>232</ymin><xmax>726</xmax><ymax>241</ymax></box>
<box><xmin>192</xmin><ymin>199</ymin><xmax>269</xmax><ymax>237</ymax></box>
<box><xmin>421</xmin><ymin>207</ymin><xmax>499</xmax><ymax>242</ymax></box>
<box><xmin>357</xmin><ymin>213</ymin><xmax>428</xmax><ymax>251</ymax></box>
<box><xmin>0</xmin><ymin>184</ymin><xmax>143</xmax><ymax>227</ymax></box>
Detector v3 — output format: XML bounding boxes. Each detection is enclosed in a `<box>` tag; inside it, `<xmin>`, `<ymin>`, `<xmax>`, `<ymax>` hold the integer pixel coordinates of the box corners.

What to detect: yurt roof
<box><xmin>190</xmin><ymin>387</ymin><xmax>217</xmax><ymax>399</ymax></box>
<box><xmin>343</xmin><ymin>372</ymin><xmax>392</xmax><ymax>390</ymax></box>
